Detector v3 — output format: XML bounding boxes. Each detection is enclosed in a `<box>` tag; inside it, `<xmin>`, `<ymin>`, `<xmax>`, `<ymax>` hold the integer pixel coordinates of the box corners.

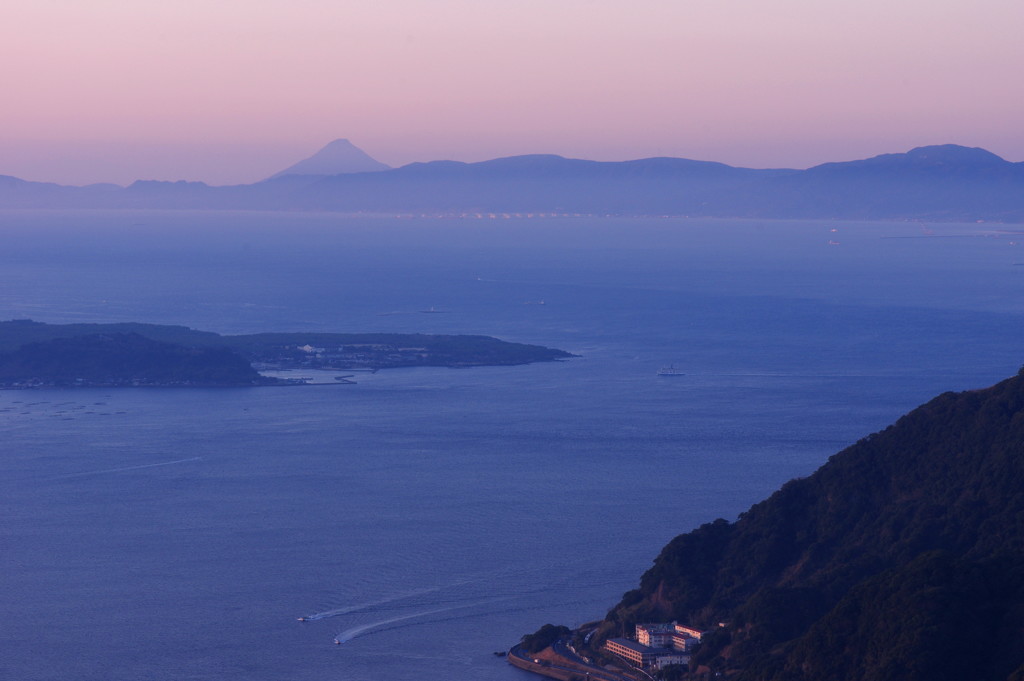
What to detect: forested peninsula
<box><xmin>0</xmin><ymin>320</ymin><xmax>573</xmax><ymax>388</ymax></box>
<box><xmin>524</xmin><ymin>367</ymin><xmax>1024</xmax><ymax>681</ymax></box>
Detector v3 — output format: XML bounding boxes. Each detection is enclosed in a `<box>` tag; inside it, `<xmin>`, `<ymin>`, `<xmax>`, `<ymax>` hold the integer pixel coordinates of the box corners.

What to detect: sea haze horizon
<box><xmin>4</xmin><ymin>143</ymin><xmax>1024</xmax><ymax>224</ymax></box>
<box><xmin>1</xmin><ymin>211</ymin><xmax>1022</xmax><ymax>680</ymax></box>
<box><xmin>5</xmin><ymin>140</ymin><xmax>1023</xmax><ymax>188</ymax></box>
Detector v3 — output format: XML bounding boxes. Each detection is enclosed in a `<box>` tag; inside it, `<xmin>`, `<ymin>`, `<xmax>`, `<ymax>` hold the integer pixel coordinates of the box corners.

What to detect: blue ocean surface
<box><xmin>1</xmin><ymin>211</ymin><xmax>1022</xmax><ymax>680</ymax></box>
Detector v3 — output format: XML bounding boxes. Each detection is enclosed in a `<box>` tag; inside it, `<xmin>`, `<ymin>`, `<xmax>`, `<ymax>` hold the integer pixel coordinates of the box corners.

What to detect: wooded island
<box><xmin>0</xmin><ymin>320</ymin><xmax>574</xmax><ymax>388</ymax></box>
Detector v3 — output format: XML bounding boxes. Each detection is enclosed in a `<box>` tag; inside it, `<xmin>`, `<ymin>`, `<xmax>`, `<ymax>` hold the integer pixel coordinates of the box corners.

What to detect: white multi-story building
<box><xmin>610</xmin><ymin>622</ymin><xmax>706</xmax><ymax>671</ymax></box>
<box><xmin>605</xmin><ymin>638</ymin><xmax>667</xmax><ymax>668</ymax></box>
<box><xmin>636</xmin><ymin>623</ymin><xmax>674</xmax><ymax>648</ymax></box>
<box><xmin>674</xmin><ymin>623</ymin><xmax>704</xmax><ymax>640</ymax></box>
<box><xmin>670</xmin><ymin>623</ymin><xmax>704</xmax><ymax>652</ymax></box>
<box><xmin>671</xmin><ymin>632</ymin><xmax>700</xmax><ymax>652</ymax></box>
<box><xmin>653</xmin><ymin>652</ymin><xmax>690</xmax><ymax>670</ymax></box>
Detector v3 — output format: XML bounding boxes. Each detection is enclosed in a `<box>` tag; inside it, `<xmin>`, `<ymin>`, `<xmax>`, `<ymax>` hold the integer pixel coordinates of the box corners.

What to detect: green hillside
<box><xmin>597</xmin><ymin>369</ymin><xmax>1024</xmax><ymax>680</ymax></box>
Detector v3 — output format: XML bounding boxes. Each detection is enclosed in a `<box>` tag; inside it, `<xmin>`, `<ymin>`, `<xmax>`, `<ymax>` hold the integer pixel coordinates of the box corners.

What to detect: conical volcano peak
<box><xmin>266</xmin><ymin>139</ymin><xmax>390</xmax><ymax>180</ymax></box>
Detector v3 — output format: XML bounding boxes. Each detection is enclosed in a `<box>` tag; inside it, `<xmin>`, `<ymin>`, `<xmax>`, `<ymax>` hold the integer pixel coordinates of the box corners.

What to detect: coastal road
<box><xmin>553</xmin><ymin>640</ymin><xmax>645</xmax><ymax>681</ymax></box>
<box><xmin>508</xmin><ymin>643</ymin><xmax>636</xmax><ymax>681</ymax></box>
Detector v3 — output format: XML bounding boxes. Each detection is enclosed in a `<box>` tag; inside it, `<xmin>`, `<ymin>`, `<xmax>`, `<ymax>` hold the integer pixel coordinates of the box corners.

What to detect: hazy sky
<box><xmin>2</xmin><ymin>0</ymin><xmax>1022</xmax><ymax>185</ymax></box>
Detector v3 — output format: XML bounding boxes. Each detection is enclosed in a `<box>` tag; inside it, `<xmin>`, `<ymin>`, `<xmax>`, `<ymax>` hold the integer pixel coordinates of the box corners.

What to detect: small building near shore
<box><xmin>636</xmin><ymin>622</ymin><xmax>705</xmax><ymax>653</ymax></box>
<box><xmin>636</xmin><ymin>623</ymin><xmax>675</xmax><ymax>647</ymax></box>
<box><xmin>674</xmin><ymin>623</ymin><xmax>704</xmax><ymax>640</ymax></box>
<box><xmin>653</xmin><ymin>652</ymin><xmax>690</xmax><ymax>670</ymax></box>
<box><xmin>605</xmin><ymin>638</ymin><xmax>675</xmax><ymax>668</ymax></box>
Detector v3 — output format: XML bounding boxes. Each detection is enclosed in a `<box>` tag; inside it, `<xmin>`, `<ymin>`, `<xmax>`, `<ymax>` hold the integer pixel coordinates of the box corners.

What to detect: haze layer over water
<box><xmin>1</xmin><ymin>212</ymin><xmax>1022</xmax><ymax>680</ymax></box>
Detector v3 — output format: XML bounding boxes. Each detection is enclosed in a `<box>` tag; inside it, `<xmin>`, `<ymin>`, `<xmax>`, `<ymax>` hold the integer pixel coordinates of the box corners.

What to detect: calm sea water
<box><xmin>1</xmin><ymin>211</ymin><xmax>1022</xmax><ymax>680</ymax></box>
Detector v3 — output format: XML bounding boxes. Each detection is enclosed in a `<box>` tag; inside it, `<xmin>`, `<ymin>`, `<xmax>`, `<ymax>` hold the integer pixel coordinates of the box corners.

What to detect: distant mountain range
<box><xmin>3</xmin><ymin>142</ymin><xmax>1023</xmax><ymax>222</ymax></box>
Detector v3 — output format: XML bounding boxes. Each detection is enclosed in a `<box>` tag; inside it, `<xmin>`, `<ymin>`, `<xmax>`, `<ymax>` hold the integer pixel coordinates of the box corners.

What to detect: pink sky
<box><xmin>2</xmin><ymin>0</ymin><xmax>1022</xmax><ymax>186</ymax></box>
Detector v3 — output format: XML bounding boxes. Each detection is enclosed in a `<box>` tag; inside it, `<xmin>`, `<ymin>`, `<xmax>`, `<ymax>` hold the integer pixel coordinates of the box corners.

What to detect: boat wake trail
<box><xmin>299</xmin><ymin>573</ymin><xmax>496</xmax><ymax>622</ymax></box>
<box><xmin>54</xmin><ymin>456</ymin><xmax>203</xmax><ymax>479</ymax></box>
<box><xmin>299</xmin><ymin>584</ymin><xmax>454</xmax><ymax>622</ymax></box>
<box><xmin>332</xmin><ymin>596</ymin><xmax>514</xmax><ymax>644</ymax></box>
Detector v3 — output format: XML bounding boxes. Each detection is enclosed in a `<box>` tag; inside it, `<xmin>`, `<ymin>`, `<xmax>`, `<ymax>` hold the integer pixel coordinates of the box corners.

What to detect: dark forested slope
<box><xmin>600</xmin><ymin>369</ymin><xmax>1024</xmax><ymax>680</ymax></box>
<box><xmin>0</xmin><ymin>332</ymin><xmax>266</xmax><ymax>387</ymax></box>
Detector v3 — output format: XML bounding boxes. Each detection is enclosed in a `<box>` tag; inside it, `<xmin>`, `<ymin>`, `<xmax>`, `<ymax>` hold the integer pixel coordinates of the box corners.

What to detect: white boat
<box><xmin>657</xmin><ymin>365</ymin><xmax>685</xmax><ymax>376</ymax></box>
